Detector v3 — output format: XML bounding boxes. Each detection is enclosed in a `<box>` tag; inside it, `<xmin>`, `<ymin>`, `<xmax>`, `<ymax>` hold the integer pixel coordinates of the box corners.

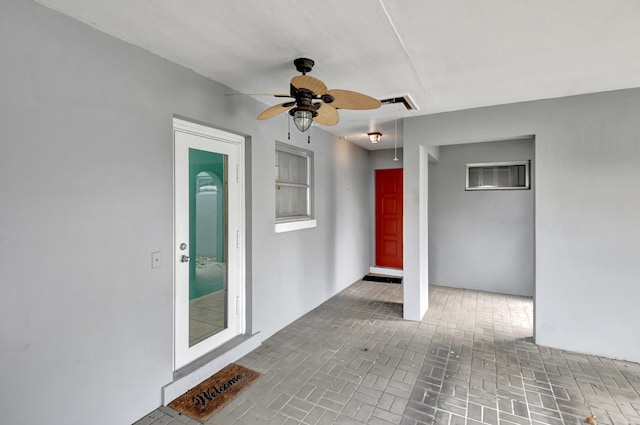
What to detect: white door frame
<box><xmin>173</xmin><ymin>118</ymin><xmax>245</xmax><ymax>371</ymax></box>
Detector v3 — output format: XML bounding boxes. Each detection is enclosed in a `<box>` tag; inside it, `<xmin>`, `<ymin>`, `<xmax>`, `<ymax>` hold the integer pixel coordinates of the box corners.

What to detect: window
<box><xmin>466</xmin><ymin>161</ymin><xmax>530</xmax><ymax>190</ymax></box>
<box><xmin>274</xmin><ymin>142</ymin><xmax>316</xmax><ymax>232</ymax></box>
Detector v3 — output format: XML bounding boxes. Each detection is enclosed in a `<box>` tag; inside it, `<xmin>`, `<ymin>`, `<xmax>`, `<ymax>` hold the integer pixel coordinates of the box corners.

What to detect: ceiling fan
<box><xmin>255</xmin><ymin>58</ymin><xmax>382</xmax><ymax>133</ymax></box>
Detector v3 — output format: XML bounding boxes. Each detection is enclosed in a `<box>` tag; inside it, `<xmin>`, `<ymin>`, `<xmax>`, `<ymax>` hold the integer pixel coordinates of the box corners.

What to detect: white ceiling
<box><xmin>35</xmin><ymin>0</ymin><xmax>640</xmax><ymax>150</ymax></box>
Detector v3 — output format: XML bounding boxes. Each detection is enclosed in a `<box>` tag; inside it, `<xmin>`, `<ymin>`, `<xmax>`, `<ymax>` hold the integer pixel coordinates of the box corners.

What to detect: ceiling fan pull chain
<box><xmin>287</xmin><ymin>114</ymin><xmax>291</xmax><ymax>140</ymax></box>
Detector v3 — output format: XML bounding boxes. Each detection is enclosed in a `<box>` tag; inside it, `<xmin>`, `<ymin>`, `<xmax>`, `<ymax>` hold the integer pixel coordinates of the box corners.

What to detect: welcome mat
<box><xmin>168</xmin><ymin>363</ymin><xmax>261</xmax><ymax>422</ymax></box>
<box><xmin>362</xmin><ymin>274</ymin><xmax>402</xmax><ymax>284</ymax></box>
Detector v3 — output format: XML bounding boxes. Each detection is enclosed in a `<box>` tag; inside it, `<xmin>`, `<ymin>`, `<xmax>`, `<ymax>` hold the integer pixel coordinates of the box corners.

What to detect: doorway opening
<box><xmin>427</xmin><ymin>136</ymin><xmax>536</xmax><ymax>338</ymax></box>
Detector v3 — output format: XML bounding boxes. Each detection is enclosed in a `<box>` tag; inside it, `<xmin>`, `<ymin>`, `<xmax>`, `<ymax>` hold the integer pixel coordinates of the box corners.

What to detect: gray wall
<box><xmin>429</xmin><ymin>139</ymin><xmax>535</xmax><ymax>296</ymax></box>
<box><xmin>369</xmin><ymin>148</ymin><xmax>404</xmax><ymax>170</ymax></box>
<box><xmin>404</xmin><ymin>88</ymin><xmax>640</xmax><ymax>363</ymax></box>
<box><xmin>368</xmin><ymin>148</ymin><xmax>404</xmax><ymax>266</ymax></box>
<box><xmin>0</xmin><ymin>1</ymin><xmax>371</xmax><ymax>424</ymax></box>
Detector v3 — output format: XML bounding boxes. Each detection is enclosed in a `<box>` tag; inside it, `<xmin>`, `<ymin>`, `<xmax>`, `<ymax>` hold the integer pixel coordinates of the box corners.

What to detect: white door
<box><xmin>173</xmin><ymin>118</ymin><xmax>245</xmax><ymax>370</ymax></box>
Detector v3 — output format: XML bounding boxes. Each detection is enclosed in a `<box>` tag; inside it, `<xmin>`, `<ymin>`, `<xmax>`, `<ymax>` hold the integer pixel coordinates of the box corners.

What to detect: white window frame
<box><xmin>274</xmin><ymin>142</ymin><xmax>317</xmax><ymax>233</ymax></box>
<box><xmin>465</xmin><ymin>160</ymin><xmax>530</xmax><ymax>191</ymax></box>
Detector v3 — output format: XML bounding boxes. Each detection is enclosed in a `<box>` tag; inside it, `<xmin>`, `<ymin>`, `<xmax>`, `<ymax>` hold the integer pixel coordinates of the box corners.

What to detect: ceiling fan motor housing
<box><xmin>295</xmin><ymin>88</ymin><xmax>316</xmax><ymax>106</ymax></box>
<box><xmin>290</xmin><ymin>89</ymin><xmax>318</xmax><ymax>117</ymax></box>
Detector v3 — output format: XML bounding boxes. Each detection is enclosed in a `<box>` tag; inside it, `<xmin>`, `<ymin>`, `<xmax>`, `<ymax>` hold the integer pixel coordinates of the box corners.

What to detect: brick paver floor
<box><xmin>135</xmin><ymin>281</ymin><xmax>640</xmax><ymax>425</ymax></box>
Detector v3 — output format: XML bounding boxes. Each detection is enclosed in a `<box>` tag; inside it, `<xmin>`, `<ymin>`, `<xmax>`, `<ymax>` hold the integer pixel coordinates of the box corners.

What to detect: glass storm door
<box><xmin>173</xmin><ymin>119</ymin><xmax>244</xmax><ymax>370</ymax></box>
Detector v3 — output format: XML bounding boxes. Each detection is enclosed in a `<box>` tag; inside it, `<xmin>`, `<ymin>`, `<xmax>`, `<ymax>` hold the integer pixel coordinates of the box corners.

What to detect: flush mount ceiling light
<box><xmin>368</xmin><ymin>132</ymin><xmax>382</xmax><ymax>144</ymax></box>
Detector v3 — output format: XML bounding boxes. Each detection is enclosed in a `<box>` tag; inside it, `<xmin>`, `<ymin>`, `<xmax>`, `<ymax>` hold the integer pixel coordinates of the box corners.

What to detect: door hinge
<box><xmin>236</xmin><ymin>230</ymin><xmax>239</xmax><ymax>249</ymax></box>
<box><xmin>236</xmin><ymin>164</ymin><xmax>239</xmax><ymax>183</ymax></box>
<box><xmin>235</xmin><ymin>296</ymin><xmax>240</xmax><ymax>315</ymax></box>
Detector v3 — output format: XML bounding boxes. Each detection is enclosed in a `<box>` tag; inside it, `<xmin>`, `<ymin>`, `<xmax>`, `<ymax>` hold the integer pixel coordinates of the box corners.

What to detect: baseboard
<box><xmin>162</xmin><ymin>332</ymin><xmax>262</xmax><ymax>405</ymax></box>
<box><xmin>369</xmin><ymin>266</ymin><xmax>404</xmax><ymax>277</ymax></box>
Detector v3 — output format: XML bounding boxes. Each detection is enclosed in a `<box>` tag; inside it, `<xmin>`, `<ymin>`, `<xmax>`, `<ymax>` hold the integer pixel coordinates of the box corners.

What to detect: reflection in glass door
<box><xmin>174</xmin><ymin>119</ymin><xmax>244</xmax><ymax>370</ymax></box>
<box><xmin>189</xmin><ymin>152</ymin><xmax>227</xmax><ymax>346</ymax></box>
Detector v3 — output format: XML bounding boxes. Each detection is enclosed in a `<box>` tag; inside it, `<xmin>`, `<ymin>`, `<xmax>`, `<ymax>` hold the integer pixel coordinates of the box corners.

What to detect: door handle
<box><xmin>180</xmin><ymin>255</ymin><xmax>190</xmax><ymax>263</ymax></box>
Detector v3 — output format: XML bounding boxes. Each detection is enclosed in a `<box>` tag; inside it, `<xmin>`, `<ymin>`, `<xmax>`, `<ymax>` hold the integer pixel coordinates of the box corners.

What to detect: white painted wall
<box><xmin>403</xmin><ymin>146</ymin><xmax>430</xmax><ymax>321</ymax></box>
<box><xmin>0</xmin><ymin>1</ymin><xmax>371</xmax><ymax>424</ymax></box>
<box><xmin>404</xmin><ymin>89</ymin><xmax>640</xmax><ymax>363</ymax></box>
<box><xmin>429</xmin><ymin>139</ymin><xmax>535</xmax><ymax>296</ymax></box>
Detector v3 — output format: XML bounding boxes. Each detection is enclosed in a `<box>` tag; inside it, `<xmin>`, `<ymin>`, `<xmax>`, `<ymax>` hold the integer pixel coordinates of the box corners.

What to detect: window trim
<box><xmin>465</xmin><ymin>160</ymin><xmax>530</xmax><ymax>191</ymax></box>
<box><xmin>275</xmin><ymin>218</ymin><xmax>318</xmax><ymax>233</ymax></box>
<box><xmin>274</xmin><ymin>141</ymin><xmax>316</xmax><ymax>233</ymax></box>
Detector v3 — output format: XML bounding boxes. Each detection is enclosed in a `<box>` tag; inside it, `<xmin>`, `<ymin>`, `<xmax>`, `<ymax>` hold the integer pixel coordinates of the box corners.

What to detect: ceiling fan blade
<box><xmin>291</xmin><ymin>75</ymin><xmax>328</xmax><ymax>95</ymax></box>
<box><xmin>326</xmin><ymin>89</ymin><xmax>381</xmax><ymax>110</ymax></box>
<box><xmin>313</xmin><ymin>103</ymin><xmax>339</xmax><ymax>126</ymax></box>
<box><xmin>257</xmin><ymin>102</ymin><xmax>294</xmax><ymax>120</ymax></box>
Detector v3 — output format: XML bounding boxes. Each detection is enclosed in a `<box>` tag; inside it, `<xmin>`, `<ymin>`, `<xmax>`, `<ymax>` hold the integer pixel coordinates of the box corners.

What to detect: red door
<box><xmin>375</xmin><ymin>168</ymin><xmax>403</xmax><ymax>269</ymax></box>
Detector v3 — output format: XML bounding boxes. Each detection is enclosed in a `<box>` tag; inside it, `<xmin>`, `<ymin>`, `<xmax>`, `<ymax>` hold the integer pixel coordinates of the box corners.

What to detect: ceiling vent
<box><xmin>380</xmin><ymin>94</ymin><xmax>418</xmax><ymax>111</ymax></box>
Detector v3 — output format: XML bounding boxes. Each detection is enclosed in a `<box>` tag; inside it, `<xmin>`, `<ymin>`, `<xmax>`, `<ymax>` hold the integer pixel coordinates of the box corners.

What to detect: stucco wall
<box><xmin>0</xmin><ymin>1</ymin><xmax>371</xmax><ymax>423</ymax></box>
<box><xmin>404</xmin><ymin>89</ymin><xmax>640</xmax><ymax>362</ymax></box>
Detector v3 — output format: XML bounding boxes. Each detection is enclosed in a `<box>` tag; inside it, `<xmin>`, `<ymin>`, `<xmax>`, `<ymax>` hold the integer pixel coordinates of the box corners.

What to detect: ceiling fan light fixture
<box><xmin>255</xmin><ymin>58</ymin><xmax>381</xmax><ymax>133</ymax></box>
<box><xmin>368</xmin><ymin>132</ymin><xmax>382</xmax><ymax>144</ymax></box>
<box><xmin>292</xmin><ymin>109</ymin><xmax>313</xmax><ymax>132</ymax></box>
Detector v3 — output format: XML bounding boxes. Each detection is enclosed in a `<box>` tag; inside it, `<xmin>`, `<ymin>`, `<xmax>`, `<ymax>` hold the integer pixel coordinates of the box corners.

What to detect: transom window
<box><xmin>466</xmin><ymin>161</ymin><xmax>530</xmax><ymax>190</ymax></box>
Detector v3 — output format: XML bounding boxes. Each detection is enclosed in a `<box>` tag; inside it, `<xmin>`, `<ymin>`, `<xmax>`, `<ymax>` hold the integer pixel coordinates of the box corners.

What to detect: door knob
<box><xmin>180</xmin><ymin>255</ymin><xmax>190</xmax><ymax>263</ymax></box>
